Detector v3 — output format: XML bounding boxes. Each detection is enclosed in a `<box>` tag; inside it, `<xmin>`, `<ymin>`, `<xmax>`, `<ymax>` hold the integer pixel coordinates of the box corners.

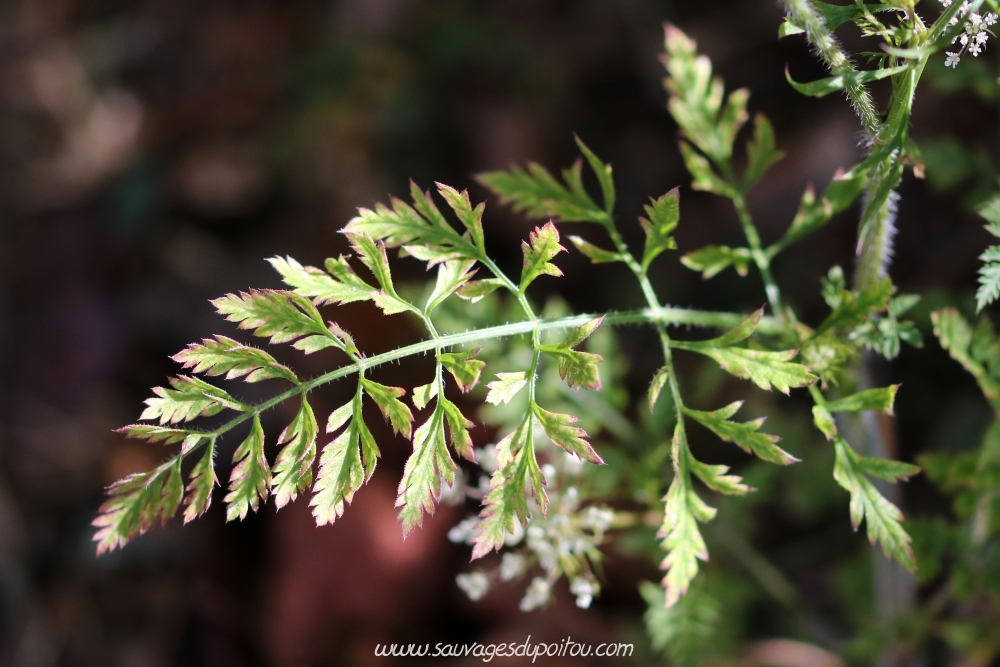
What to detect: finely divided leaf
<box><xmin>271</xmin><ymin>398</ymin><xmax>319</xmax><ymax>509</ymax></box>
<box><xmin>977</xmin><ymin>245</ymin><xmax>1000</xmax><ymax>313</ymax></box>
<box><xmin>268</xmin><ymin>255</ymin><xmax>372</xmax><ymax>306</ymax></box>
<box><xmin>472</xmin><ymin>418</ymin><xmax>546</xmax><ymax>559</ymax></box>
<box><xmin>659</xmin><ymin>427</ymin><xmax>714</xmax><ymax>608</ymax></box>
<box><xmin>116</xmin><ymin>424</ymin><xmax>194</xmax><ymax>445</ymax></box>
<box><xmin>213</xmin><ymin>290</ymin><xmax>333</xmax><ymax>345</ymax></box>
<box><xmin>441</xmin><ymin>398</ymin><xmax>476</xmax><ymax>462</ymax></box>
<box><xmin>683</xmin><ymin>401</ymin><xmax>797</xmax><ymax>465</ymax></box>
<box><xmin>574</xmin><ymin>136</ymin><xmax>616</xmax><ymax>214</ymax></box>
<box><xmin>640</xmin><ymin>188</ymin><xmax>680</xmax><ymax>272</ymax></box>
<box><xmin>538</xmin><ymin>316</ymin><xmax>604</xmax><ymax>390</ymax></box>
<box><xmin>533</xmin><ymin>403</ymin><xmax>604</xmax><ymax>465</ymax></box>
<box><xmin>183</xmin><ymin>441</ymin><xmax>218</xmax><ymax>523</ymax></box>
<box><xmin>833</xmin><ymin>438</ymin><xmax>916</xmax><ymax>572</ymax></box>
<box><xmin>696</xmin><ymin>347</ymin><xmax>816</xmax><ymax>394</ymax></box>
<box><xmin>93</xmin><ymin>458</ymin><xmax>184</xmax><ymax>555</ymax></box>
<box><xmin>815</xmin><ymin>278</ymin><xmax>893</xmax><ymax>335</ymax></box>
<box><xmin>663</xmin><ymin>24</ymin><xmax>748</xmax><ymax>164</ymax></box>
<box><xmin>174</xmin><ymin>335</ymin><xmax>298</xmax><ymax>383</ymax></box>
<box><xmin>360</xmin><ymin>378</ymin><xmax>413</xmax><ymax>438</ymax></box>
<box><xmin>412</xmin><ymin>382</ymin><xmax>439</xmax><ymax>410</ymax></box>
<box><xmin>396</xmin><ymin>406</ymin><xmax>459</xmax><ymax>535</ymax></box>
<box><xmin>224</xmin><ymin>414</ymin><xmax>270</xmax><ymax>521</ymax></box>
<box><xmin>520</xmin><ymin>222</ymin><xmax>565</xmax><ymax>291</ymax></box>
<box><xmin>140</xmin><ymin>375</ymin><xmax>244</xmax><ymax>424</ymax></box>
<box><xmin>478</xmin><ymin>161</ymin><xmax>607</xmax><ymax>224</ymax></box>
<box><xmin>486</xmin><ymin>372</ymin><xmax>528</xmax><ymax>406</ymax></box>
<box><xmin>687</xmin><ymin>456</ymin><xmax>750</xmax><ymax>496</ymax></box>
<box><xmin>439</xmin><ymin>349</ymin><xmax>487</xmax><ymax>392</ymax></box>
<box><xmin>435</xmin><ymin>183</ymin><xmax>486</xmax><ymax>251</ymax></box>
<box><xmin>311</xmin><ymin>397</ymin><xmax>376</xmax><ymax>526</ymax></box>
<box><xmin>347</xmin><ymin>233</ymin><xmax>413</xmax><ymax>315</ymax></box>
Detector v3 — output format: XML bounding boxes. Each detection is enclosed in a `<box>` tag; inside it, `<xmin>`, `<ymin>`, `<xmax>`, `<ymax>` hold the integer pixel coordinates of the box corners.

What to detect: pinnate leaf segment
<box><xmin>97</xmin><ymin>11</ymin><xmax>939</xmax><ymax>611</ymax></box>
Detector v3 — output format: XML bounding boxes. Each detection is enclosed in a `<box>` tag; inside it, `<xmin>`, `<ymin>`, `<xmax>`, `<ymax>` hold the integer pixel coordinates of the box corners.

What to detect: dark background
<box><xmin>0</xmin><ymin>0</ymin><xmax>996</xmax><ymax>665</ymax></box>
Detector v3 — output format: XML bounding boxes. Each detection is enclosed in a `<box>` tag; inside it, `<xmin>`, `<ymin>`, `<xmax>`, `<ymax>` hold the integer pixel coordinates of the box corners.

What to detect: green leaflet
<box><xmin>770</xmin><ymin>173</ymin><xmax>867</xmax><ymax>255</ymax></box>
<box><xmin>681</xmin><ymin>245</ymin><xmax>752</xmax><ymax>279</ymax></box>
<box><xmin>569</xmin><ymin>236</ymin><xmax>624</xmax><ymax>264</ymax></box>
<box><xmin>677</xmin><ymin>309</ymin><xmax>815</xmax><ymax>393</ymax></box>
<box><xmin>683</xmin><ymin>401</ymin><xmax>797</xmax><ymax>465</ymax></box>
<box><xmin>812</xmin><ymin>405</ymin><xmax>838</xmax><ymax>440</ymax></box>
<box><xmin>360</xmin><ymin>378</ymin><xmax>413</xmax><ymax>438</ymax></box>
<box><xmin>93</xmin><ymin>457</ymin><xmax>184</xmax><ymax>555</ymax></box>
<box><xmin>478</xmin><ymin>158</ymin><xmax>608</xmax><ymax>224</ymax></box>
<box><xmin>678</xmin><ymin>142</ymin><xmax>735</xmax><ymax>197</ymax></box>
<box><xmin>785</xmin><ymin>64</ymin><xmax>909</xmax><ymax>98</ymax></box>
<box><xmin>213</xmin><ymin>290</ymin><xmax>329</xmax><ymax>344</ymax></box>
<box><xmin>116</xmin><ymin>424</ymin><xmax>194</xmax><ymax>445</ymax></box>
<box><xmin>640</xmin><ymin>188</ymin><xmax>680</xmax><ymax>273</ymax></box>
<box><xmin>456</xmin><ymin>278</ymin><xmax>504</xmax><ymax>303</ymax></box>
<box><xmin>659</xmin><ymin>426</ymin><xmax>715</xmax><ymax>608</ymax></box>
<box><xmin>343</xmin><ymin>181</ymin><xmax>477</xmax><ymax>260</ymax></box>
<box><xmin>173</xmin><ymin>335</ymin><xmax>298</xmax><ymax>384</ymax></box>
<box><xmin>472</xmin><ymin>416</ymin><xmax>546</xmax><ymax>559</ymax></box>
<box><xmin>641</xmin><ymin>581</ymin><xmax>720</xmax><ymax>667</ymax></box>
<box><xmin>824</xmin><ymin>385</ymin><xmax>899</xmax><ymax>414</ymax></box>
<box><xmin>648</xmin><ymin>366</ymin><xmax>669</xmax><ymax>412</ymax></box>
<box><xmin>743</xmin><ymin>113</ymin><xmax>783</xmax><ymax>190</ymax></box>
<box><xmin>439</xmin><ymin>348</ymin><xmax>486</xmax><ymax>392</ymax></box>
<box><xmin>538</xmin><ymin>316</ymin><xmax>604</xmax><ymax>390</ymax></box>
<box><xmin>833</xmin><ymin>438</ymin><xmax>917</xmax><ymax>572</ymax></box>
<box><xmin>347</xmin><ymin>233</ymin><xmax>413</xmax><ymax>315</ymax></box>
<box><xmin>663</xmin><ymin>25</ymin><xmax>748</xmax><ymax>165</ymax></box>
<box><xmin>224</xmin><ymin>414</ymin><xmax>270</xmax><ymax>521</ymax></box>
<box><xmin>814</xmin><ymin>277</ymin><xmax>893</xmax><ymax>336</ymax></box>
<box><xmin>687</xmin><ymin>451</ymin><xmax>750</xmax><ymax>496</ymax></box>
<box><xmin>533</xmin><ymin>402</ymin><xmax>603</xmax><ymax>465</ymax></box>
<box><xmin>140</xmin><ymin>375</ymin><xmax>245</xmax><ymax>424</ymax></box>
<box><xmin>435</xmin><ymin>183</ymin><xmax>486</xmax><ymax>252</ymax></box>
<box><xmin>271</xmin><ymin>397</ymin><xmax>319</xmax><ymax>509</ymax></box>
<box><xmin>311</xmin><ymin>394</ymin><xmax>377</xmax><ymax>526</ymax></box>
<box><xmin>812</xmin><ymin>1</ymin><xmax>902</xmax><ymax>30</ymax></box>
<box><xmin>183</xmin><ymin>440</ymin><xmax>217</xmax><ymax>524</ymax></box>
<box><xmin>268</xmin><ymin>255</ymin><xmax>372</xmax><ymax>306</ymax></box>
<box><xmin>575</xmin><ymin>136</ymin><xmax>616</xmax><ymax>215</ymax></box>
<box><xmin>426</xmin><ymin>259</ymin><xmax>477</xmax><ymax>313</ymax></box>
<box><xmin>412</xmin><ymin>382</ymin><xmax>438</xmax><ymax>410</ymax></box>
<box><xmin>441</xmin><ymin>398</ymin><xmax>475</xmax><ymax>462</ymax></box>
<box><xmin>696</xmin><ymin>346</ymin><xmax>817</xmax><ymax>394</ymax></box>
<box><xmin>520</xmin><ymin>222</ymin><xmax>565</xmax><ymax>292</ymax></box>
<box><xmin>396</xmin><ymin>402</ymin><xmax>459</xmax><ymax>535</ymax></box>
<box><xmin>485</xmin><ymin>372</ymin><xmax>528</xmax><ymax>406</ymax></box>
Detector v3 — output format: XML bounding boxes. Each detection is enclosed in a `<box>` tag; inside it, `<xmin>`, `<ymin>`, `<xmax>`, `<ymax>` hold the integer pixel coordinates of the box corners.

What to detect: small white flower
<box><xmin>584</xmin><ymin>505</ymin><xmax>615</xmax><ymax>533</ymax></box>
<box><xmin>499</xmin><ymin>552</ymin><xmax>526</xmax><ymax>581</ymax></box>
<box><xmin>969</xmin><ymin>42</ymin><xmax>983</xmax><ymax>56</ymax></box>
<box><xmin>940</xmin><ymin>0</ymin><xmax>952</xmax><ymax>6</ymax></box>
<box><xmin>448</xmin><ymin>516</ymin><xmax>480</xmax><ymax>544</ymax></box>
<box><xmin>945</xmin><ymin>51</ymin><xmax>961</xmax><ymax>67</ymax></box>
<box><xmin>969</xmin><ymin>12</ymin><xmax>983</xmax><ymax>27</ymax></box>
<box><xmin>985</xmin><ymin>12</ymin><xmax>998</xmax><ymax>26</ymax></box>
<box><xmin>519</xmin><ymin>577</ymin><xmax>551</xmax><ymax>612</ymax></box>
<box><xmin>976</xmin><ymin>31</ymin><xmax>989</xmax><ymax>44</ymax></box>
<box><xmin>960</xmin><ymin>33</ymin><xmax>970</xmax><ymax>45</ymax></box>
<box><xmin>570</xmin><ymin>577</ymin><xmax>598</xmax><ymax>609</ymax></box>
<box><xmin>457</xmin><ymin>572</ymin><xmax>490</xmax><ymax>601</ymax></box>
<box><xmin>949</xmin><ymin>15</ymin><xmax>960</xmax><ymax>26</ymax></box>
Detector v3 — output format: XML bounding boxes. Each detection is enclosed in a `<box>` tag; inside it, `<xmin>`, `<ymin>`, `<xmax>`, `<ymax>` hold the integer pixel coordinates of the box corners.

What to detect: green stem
<box><xmin>730</xmin><ymin>192</ymin><xmax>792</xmax><ymax>325</ymax></box>
<box><xmin>780</xmin><ymin>0</ymin><xmax>884</xmax><ymax>140</ymax></box>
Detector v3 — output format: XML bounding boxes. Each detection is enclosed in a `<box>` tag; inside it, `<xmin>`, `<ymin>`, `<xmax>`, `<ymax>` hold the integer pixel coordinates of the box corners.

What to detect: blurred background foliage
<box><xmin>0</xmin><ymin>0</ymin><xmax>997</xmax><ymax>665</ymax></box>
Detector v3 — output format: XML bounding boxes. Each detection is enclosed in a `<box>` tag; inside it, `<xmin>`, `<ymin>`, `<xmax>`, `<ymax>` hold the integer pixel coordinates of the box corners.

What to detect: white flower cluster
<box><xmin>942</xmin><ymin>1</ymin><xmax>998</xmax><ymax>68</ymax></box>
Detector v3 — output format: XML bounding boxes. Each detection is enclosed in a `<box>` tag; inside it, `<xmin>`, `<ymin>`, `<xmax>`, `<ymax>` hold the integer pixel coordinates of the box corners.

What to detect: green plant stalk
<box><xmin>779</xmin><ymin>0</ymin><xmax>884</xmax><ymax>140</ymax></box>
<box><xmin>166</xmin><ymin>307</ymin><xmax>774</xmax><ymax>448</ymax></box>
